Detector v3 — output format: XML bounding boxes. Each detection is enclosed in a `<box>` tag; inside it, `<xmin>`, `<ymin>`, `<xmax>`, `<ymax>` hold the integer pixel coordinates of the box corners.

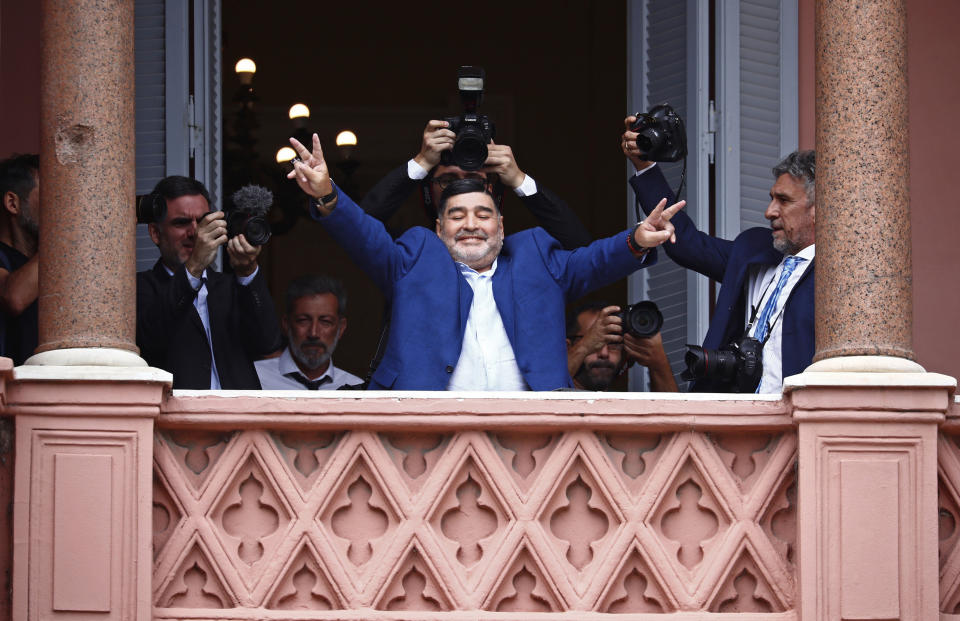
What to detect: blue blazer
<box><xmin>630</xmin><ymin>168</ymin><xmax>815</xmax><ymax>391</ymax></box>
<box><xmin>315</xmin><ymin>187</ymin><xmax>655</xmax><ymax>391</ymax></box>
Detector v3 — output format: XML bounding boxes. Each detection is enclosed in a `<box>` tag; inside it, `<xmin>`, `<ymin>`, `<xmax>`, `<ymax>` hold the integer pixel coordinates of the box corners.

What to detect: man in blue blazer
<box><xmin>623</xmin><ymin>118</ymin><xmax>815</xmax><ymax>393</ymax></box>
<box><xmin>288</xmin><ymin>134</ymin><xmax>684</xmax><ymax>391</ymax></box>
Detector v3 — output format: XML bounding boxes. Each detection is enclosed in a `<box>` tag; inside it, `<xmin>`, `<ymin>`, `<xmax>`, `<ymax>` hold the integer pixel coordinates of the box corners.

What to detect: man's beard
<box><xmin>289</xmin><ymin>332</ymin><xmax>338</xmax><ymax>371</ymax></box>
<box><xmin>18</xmin><ymin>198</ymin><xmax>38</xmax><ymax>237</ymax></box>
<box><xmin>442</xmin><ymin>228</ymin><xmax>503</xmax><ymax>269</ymax></box>
<box><xmin>574</xmin><ymin>360</ymin><xmax>618</xmax><ymax>391</ymax></box>
<box><xmin>772</xmin><ymin>236</ymin><xmax>799</xmax><ymax>255</ymax></box>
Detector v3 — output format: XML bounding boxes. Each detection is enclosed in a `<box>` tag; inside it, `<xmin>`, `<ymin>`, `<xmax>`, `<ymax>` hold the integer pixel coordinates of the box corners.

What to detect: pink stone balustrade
<box><xmin>2</xmin><ymin>365</ymin><xmax>957</xmax><ymax>621</ymax></box>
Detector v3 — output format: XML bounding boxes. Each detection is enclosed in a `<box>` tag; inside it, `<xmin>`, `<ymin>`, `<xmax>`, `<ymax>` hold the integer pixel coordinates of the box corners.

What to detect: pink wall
<box><xmin>797</xmin><ymin>0</ymin><xmax>960</xmax><ymax>379</ymax></box>
<box><xmin>0</xmin><ymin>1</ymin><xmax>41</xmax><ymax>155</ymax></box>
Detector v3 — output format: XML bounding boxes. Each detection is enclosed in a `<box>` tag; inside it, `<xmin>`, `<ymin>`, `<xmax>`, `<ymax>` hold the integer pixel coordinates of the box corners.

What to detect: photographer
<box><xmin>361</xmin><ymin>68</ymin><xmax>590</xmax><ymax>251</ymax></box>
<box><xmin>136</xmin><ymin>176</ymin><xmax>281</xmax><ymax>389</ymax></box>
<box><xmin>622</xmin><ymin>115</ymin><xmax>815</xmax><ymax>393</ymax></box>
<box><xmin>0</xmin><ymin>154</ymin><xmax>40</xmax><ymax>365</ymax></box>
<box><xmin>566</xmin><ymin>301</ymin><xmax>677</xmax><ymax>392</ymax></box>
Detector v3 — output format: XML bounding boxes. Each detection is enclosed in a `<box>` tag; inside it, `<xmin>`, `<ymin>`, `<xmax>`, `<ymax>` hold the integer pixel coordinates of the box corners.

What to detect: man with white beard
<box><xmin>255</xmin><ymin>275</ymin><xmax>362</xmax><ymax>390</ymax></box>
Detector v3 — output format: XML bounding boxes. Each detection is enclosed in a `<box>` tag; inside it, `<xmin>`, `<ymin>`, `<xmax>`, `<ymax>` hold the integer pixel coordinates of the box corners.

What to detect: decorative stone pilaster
<box><xmin>33</xmin><ymin>0</ymin><xmax>140</xmax><ymax>366</ymax></box>
<box><xmin>7</xmin><ymin>366</ymin><xmax>170</xmax><ymax>621</ymax></box>
<box><xmin>788</xmin><ymin>373</ymin><xmax>955</xmax><ymax>621</ymax></box>
<box><xmin>814</xmin><ymin>0</ymin><xmax>913</xmax><ymax>366</ymax></box>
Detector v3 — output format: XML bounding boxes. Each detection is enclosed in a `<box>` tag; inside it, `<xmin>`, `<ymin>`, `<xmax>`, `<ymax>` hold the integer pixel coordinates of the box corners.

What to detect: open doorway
<box><xmin>220</xmin><ymin>1</ymin><xmax>630</xmax><ymax>382</ymax></box>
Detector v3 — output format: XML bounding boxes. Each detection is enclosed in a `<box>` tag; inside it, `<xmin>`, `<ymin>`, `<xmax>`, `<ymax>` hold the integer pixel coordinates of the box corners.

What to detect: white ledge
<box><xmin>14</xmin><ymin>364</ymin><xmax>172</xmax><ymax>384</ymax></box>
<box><xmin>785</xmin><ymin>370</ymin><xmax>956</xmax><ymax>391</ymax></box>
<box><xmin>170</xmin><ymin>388</ymin><xmax>785</xmax><ymax>401</ymax></box>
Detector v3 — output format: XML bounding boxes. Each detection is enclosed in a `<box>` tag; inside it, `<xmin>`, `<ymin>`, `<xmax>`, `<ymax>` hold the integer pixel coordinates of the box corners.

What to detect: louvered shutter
<box><xmin>717</xmin><ymin>0</ymin><xmax>799</xmax><ymax>238</ymax></box>
<box><xmin>627</xmin><ymin>0</ymin><xmax>710</xmax><ymax>390</ymax></box>
<box><xmin>134</xmin><ymin>0</ymin><xmax>165</xmax><ymax>270</ymax></box>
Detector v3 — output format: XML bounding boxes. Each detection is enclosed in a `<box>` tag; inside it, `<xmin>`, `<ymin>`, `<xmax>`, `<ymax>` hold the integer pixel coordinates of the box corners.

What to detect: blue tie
<box><xmin>753</xmin><ymin>256</ymin><xmax>803</xmax><ymax>343</ymax></box>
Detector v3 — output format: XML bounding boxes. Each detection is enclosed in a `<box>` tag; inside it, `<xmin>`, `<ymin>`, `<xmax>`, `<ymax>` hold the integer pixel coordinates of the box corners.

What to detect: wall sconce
<box><xmin>289</xmin><ymin>103</ymin><xmax>310</xmax><ymax>130</ymax></box>
<box><xmin>234</xmin><ymin>58</ymin><xmax>256</xmax><ymax>85</ymax></box>
<box><xmin>336</xmin><ymin>130</ymin><xmax>358</xmax><ymax>160</ymax></box>
<box><xmin>276</xmin><ymin>146</ymin><xmax>296</xmax><ymax>163</ymax></box>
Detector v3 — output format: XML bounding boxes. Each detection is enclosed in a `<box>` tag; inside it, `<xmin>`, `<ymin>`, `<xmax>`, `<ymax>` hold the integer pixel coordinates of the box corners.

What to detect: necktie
<box><xmin>753</xmin><ymin>256</ymin><xmax>803</xmax><ymax>343</ymax></box>
<box><xmin>284</xmin><ymin>372</ymin><xmax>333</xmax><ymax>390</ymax></box>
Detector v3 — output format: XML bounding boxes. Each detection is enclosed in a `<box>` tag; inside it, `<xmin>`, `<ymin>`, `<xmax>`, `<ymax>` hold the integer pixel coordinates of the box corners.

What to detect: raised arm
<box><xmin>622</xmin><ymin>115</ymin><xmax>733</xmax><ymax>281</ymax></box>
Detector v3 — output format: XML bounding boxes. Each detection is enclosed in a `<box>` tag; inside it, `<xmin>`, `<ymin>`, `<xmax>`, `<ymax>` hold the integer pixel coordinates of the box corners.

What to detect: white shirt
<box><xmin>407</xmin><ymin>159</ymin><xmax>539</xmax><ymax>196</ymax></box>
<box><xmin>746</xmin><ymin>245</ymin><xmax>815</xmax><ymax>393</ymax></box>
<box><xmin>447</xmin><ymin>259</ymin><xmax>528</xmax><ymax>391</ymax></box>
<box><xmin>168</xmin><ymin>265</ymin><xmax>257</xmax><ymax>390</ymax></box>
<box><xmin>255</xmin><ymin>348</ymin><xmax>362</xmax><ymax>390</ymax></box>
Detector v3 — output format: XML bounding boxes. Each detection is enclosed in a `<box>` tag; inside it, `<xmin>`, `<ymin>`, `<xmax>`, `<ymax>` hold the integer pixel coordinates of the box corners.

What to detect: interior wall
<box><xmin>906</xmin><ymin>0</ymin><xmax>960</xmax><ymax>379</ymax></box>
<box><xmin>0</xmin><ymin>1</ymin><xmax>41</xmax><ymax>156</ymax></box>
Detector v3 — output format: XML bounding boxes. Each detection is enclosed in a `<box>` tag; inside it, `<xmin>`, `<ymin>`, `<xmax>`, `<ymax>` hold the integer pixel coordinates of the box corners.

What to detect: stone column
<box><xmin>813</xmin><ymin>0</ymin><xmax>916</xmax><ymax>368</ymax></box>
<box><xmin>31</xmin><ymin>0</ymin><xmax>141</xmax><ymax>366</ymax></box>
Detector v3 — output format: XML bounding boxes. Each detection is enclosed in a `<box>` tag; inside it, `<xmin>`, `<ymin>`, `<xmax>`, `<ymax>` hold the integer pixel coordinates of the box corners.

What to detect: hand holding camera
<box><xmin>482</xmin><ymin>142</ymin><xmax>525</xmax><ymax>189</ymax></box>
<box><xmin>184</xmin><ymin>211</ymin><xmax>227</xmax><ymax>278</ymax></box>
<box><xmin>226</xmin><ymin>233</ymin><xmax>260</xmax><ymax>277</ymax></box>
<box><xmin>414</xmin><ymin>120</ymin><xmax>456</xmax><ymax>171</ymax></box>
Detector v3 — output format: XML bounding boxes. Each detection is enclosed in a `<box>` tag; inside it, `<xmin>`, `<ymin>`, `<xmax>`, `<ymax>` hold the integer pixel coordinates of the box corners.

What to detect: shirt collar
<box><xmin>793</xmin><ymin>244</ymin><xmax>816</xmax><ymax>261</ymax></box>
<box><xmin>456</xmin><ymin>257</ymin><xmax>498</xmax><ymax>279</ymax></box>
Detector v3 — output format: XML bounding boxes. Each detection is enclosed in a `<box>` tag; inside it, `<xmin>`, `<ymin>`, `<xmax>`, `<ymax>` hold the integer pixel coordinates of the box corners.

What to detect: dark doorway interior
<box><xmin>222</xmin><ymin>1</ymin><xmax>629</xmax><ymax>382</ymax></box>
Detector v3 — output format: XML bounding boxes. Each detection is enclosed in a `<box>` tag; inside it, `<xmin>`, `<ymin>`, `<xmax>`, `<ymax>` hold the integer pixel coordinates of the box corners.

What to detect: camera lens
<box><xmin>452</xmin><ymin>125</ymin><xmax>488</xmax><ymax>171</ymax></box>
<box><xmin>624</xmin><ymin>301</ymin><xmax>663</xmax><ymax>337</ymax></box>
<box><xmin>242</xmin><ymin>216</ymin><xmax>271</xmax><ymax>246</ymax></box>
<box><xmin>637</xmin><ymin>127</ymin><xmax>665</xmax><ymax>156</ymax></box>
<box><xmin>682</xmin><ymin>345</ymin><xmax>740</xmax><ymax>382</ymax></box>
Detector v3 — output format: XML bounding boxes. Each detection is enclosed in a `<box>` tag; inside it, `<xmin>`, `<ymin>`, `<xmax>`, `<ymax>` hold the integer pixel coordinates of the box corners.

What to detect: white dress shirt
<box><xmin>167</xmin><ymin>265</ymin><xmax>257</xmax><ymax>390</ymax></box>
<box><xmin>746</xmin><ymin>244</ymin><xmax>815</xmax><ymax>393</ymax></box>
<box><xmin>255</xmin><ymin>347</ymin><xmax>362</xmax><ymax>390</ymax></box>
<box><xmin>447</xmin><ymin>259</ymin><xmax>528</xmax><ymax>391</ymax></box>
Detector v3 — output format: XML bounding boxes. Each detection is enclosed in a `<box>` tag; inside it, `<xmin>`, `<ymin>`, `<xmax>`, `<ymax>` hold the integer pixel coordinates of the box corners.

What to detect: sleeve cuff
<box><xmin>236</xmin><ymin>265</ymin><xmax>259</xmax><ymax>286</ymax></box>
<box><xmin>407</xmin><ymin>159</ymin><xmax>429</xmax><ymax>180</ymax></box>
<box><xmin>633</xmin><ymin>162</ymin><xmax>657</xmax><ymax>176</ymax></box>
<box><xmin>185</xmin><ymin>269</ymin><xmax>205</xmax><ymax>290</ymax></box>
<box><xmin>513</xmin><ymin>174</ymin><xmax>538</xmax><ymax>197</ymax></box>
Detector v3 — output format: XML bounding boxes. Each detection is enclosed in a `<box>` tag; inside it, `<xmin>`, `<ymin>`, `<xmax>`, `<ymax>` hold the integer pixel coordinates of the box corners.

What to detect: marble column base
<box><xmin>25</xmin><ymin>347</ymin><xmax>147</xmax><ymax>368</ymax></box>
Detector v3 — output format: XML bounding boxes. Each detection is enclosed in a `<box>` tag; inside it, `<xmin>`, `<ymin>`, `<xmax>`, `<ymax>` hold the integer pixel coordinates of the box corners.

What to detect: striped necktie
<box><xmin>753</xmin><ymin>255</ymin><xmax>803</xmax><ymax>343</ymax></box>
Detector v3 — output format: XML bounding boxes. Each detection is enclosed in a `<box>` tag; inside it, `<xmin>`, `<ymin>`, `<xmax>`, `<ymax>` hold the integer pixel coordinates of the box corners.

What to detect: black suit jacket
<box><xmin>361</xmin><ymin>163</ymin><xmax>592</xmax><ymax>250</ymax></box>
<box><xmin>136</xmin><ymin>260</ymin><xmax>281</xmax><ymax>389</ymax></box>
<box><xmin>630</xmin><ymin>167</ymin><xmax>815</xmax><ymax>391</ymax></box>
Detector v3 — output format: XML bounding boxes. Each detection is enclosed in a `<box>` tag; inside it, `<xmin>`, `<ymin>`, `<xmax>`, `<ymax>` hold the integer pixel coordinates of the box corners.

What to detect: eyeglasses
<box><xmin>568</xmin><ymin>336</ymin><xmax>624</xmax><ymax>351</ymax></box>
<box><xmin>432</xmin><ymin>173</ymin><xmax>490</xmax><ymax>191</ymax></box>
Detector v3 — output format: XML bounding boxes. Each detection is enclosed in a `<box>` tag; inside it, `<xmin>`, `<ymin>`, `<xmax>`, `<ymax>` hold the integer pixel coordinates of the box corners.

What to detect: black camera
<box><xmin>681</xmin><ymin>337</ymin><xmax>763</xmax><ymax>392</ymax></box>
<box><xmin>617</xmin><ymin>301</ymin><xmax>663</xmax><ymax>338</ymax></box>
<box><xmin>225</xmin><ymin>185</ymin><xmax>273</xmax><ymax>246</ymax></box>
<box><xmin>631</xmin><ymin>103</ymin><xmax>687</xmax><ymax>162</ymax></box>
<box><xmin>442</xmin><ymin>66</ymin><xmax>496</xmax><ymax>171</ymax></box>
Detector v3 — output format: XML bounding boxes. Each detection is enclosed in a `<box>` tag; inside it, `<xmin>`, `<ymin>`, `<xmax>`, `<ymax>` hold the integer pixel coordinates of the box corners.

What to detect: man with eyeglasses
<box><xmin>566</xmin><ymin>301</ymin><xmax>677</xmax><ymax>391</ymax></box>
<box><xmin>361</xmin><ymin>120</ymin><xmax>590</xmax><ymax>250</ymax></box>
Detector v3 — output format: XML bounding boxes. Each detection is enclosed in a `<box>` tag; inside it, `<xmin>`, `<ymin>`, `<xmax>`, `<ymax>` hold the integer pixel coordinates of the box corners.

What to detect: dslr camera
<box><xmin>225</xmin><ymin>185</ymin><xmax>273</xmax><ymax>246</ymax></box>
<box><xmin>618</xmin><ymin>301</ymin><xmax>663</xmax><ymax>338</ymax></box>
<box><xmin>631</xmin><ymin>103</ymin><xmax>687</xmax><ymax>162</ymax></box>
<box><xmin>682</xmin><ymin>336</ymin><xmax>763</xmax><ymax>392</ymax></box>
<box><xmin>442</xmin><ymin>66</ymin><xmax>496</xmax><ymax>171</ymax></box>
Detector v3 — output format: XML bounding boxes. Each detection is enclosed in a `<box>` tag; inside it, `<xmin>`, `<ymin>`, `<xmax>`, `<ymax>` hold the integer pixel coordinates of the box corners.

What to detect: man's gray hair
<box><xmin>285</xmin><ymin>274</ymin><xmax>347</xmax><ymax>317</ymax></box>
<box><xmin>773</xmin><ymin>150</ymin><xmax>816</xmax><ymax>203</ymax></box>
